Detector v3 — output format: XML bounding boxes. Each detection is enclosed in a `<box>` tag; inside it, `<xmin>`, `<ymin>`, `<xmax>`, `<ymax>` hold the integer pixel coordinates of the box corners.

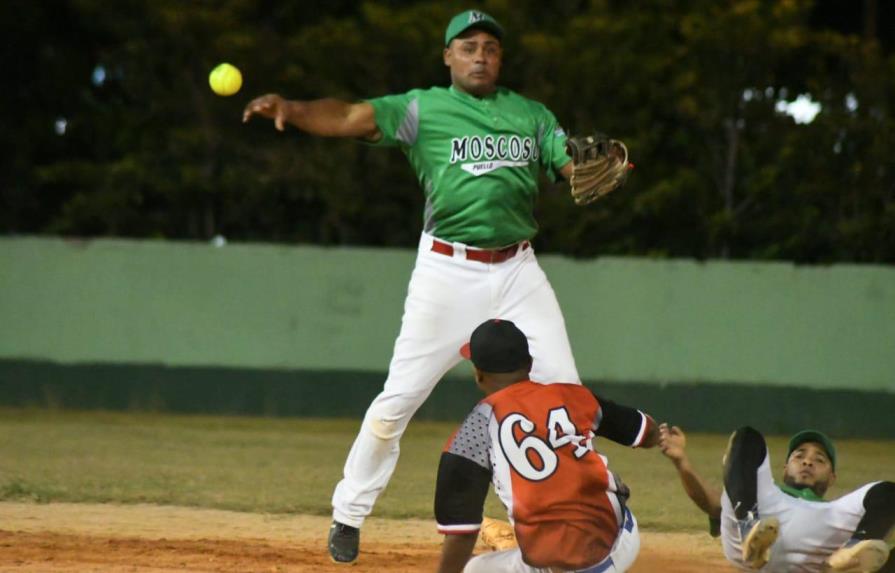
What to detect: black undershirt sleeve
<box><xmin>434</xmin><ymin>452</ymin><xmax>492</xmax><ymax>528</ymax></box>
<box><xmin>592</xmin><ymin>394</ymin><xmax>646</xmax><ymax>446</ymax></box>
<box><xmin>855</xmin><ymin>481</ymin><xmax>895</xmax><ymax>540</ymax></box>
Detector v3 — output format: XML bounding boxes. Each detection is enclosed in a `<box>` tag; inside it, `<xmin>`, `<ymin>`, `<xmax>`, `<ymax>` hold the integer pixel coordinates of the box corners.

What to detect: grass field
<box><xmin>2</xmin><ymin>407</ymin><xmax>894</xmax><ymax>533</ymax></box>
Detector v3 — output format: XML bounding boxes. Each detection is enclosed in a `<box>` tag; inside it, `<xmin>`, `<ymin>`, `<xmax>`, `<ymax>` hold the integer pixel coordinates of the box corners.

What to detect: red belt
<box><xmin>430</xmin><ymin>238</ymin><xmax>530</xmax><ymax>264</ymax></box>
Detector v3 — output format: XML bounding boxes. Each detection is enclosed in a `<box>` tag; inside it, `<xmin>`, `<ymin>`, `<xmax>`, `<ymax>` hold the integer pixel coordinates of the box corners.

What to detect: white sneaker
<box><xmin>825</xmin><ymin>539</ymin><xmax>890</xmax><ymax>573</ymax></box>
<box><xmin>740</xmin><ymin>517</ymin><xmax>780</xmax><ymax>569</ymax></box>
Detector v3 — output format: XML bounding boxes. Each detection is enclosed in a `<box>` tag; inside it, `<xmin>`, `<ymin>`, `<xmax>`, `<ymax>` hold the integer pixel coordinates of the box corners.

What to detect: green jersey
<box><xmin>367</xmin><ymin>86</ymin><xmax>571</xmax><ymax>248</ymax></box>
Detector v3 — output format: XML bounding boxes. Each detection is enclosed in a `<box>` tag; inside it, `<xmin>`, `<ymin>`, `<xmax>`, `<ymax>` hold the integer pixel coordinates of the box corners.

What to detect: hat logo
<box><xmin>468</xmin><ymin>11</ymin><xmax>485</xmax><ymax>23</ymax></box>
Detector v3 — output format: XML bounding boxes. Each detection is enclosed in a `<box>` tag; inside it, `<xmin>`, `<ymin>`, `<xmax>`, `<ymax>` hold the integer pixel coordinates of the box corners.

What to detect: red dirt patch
<box><xmin>0</xmin><ymin>502</ymin><xmax>736</xmax><ymax>572</ymax></box>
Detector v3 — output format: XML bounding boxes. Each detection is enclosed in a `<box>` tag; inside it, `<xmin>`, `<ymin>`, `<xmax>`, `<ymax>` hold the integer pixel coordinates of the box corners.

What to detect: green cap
<box><xmin>444</xmin><ymin>10</ymin><xmax>504</xmax><ymax>46</ymax></box>
<box><xmin>787</xmin><ymin>429</ymin><xmax>836</xmax><ymax>471</ymax></box>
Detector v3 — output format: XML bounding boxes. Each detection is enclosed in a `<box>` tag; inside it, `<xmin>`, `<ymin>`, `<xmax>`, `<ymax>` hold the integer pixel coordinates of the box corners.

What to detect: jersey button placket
<box><xmin>490</xmin><ymin>102</ymin><xmax>499</xmax><ymax>124</ymax></box>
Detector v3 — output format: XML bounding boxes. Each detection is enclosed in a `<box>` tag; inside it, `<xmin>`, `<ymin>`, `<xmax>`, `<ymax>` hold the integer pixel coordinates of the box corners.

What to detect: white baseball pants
<box><xmin>463</xmin><ymin>509</ymin><xmax>640</xmax><ymax>573</ymax></box>
<box><xmin>332</xmin><ymin>232</ymin><xmax>580</xmax><ymax>527</ymax></box>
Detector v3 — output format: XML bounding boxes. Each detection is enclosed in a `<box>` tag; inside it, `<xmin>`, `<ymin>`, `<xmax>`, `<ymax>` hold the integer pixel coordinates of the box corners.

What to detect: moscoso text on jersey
<box><xmin>449</xmin><ymin>134</ymin><xmax>540</xmax><ymax>164</ymax></box>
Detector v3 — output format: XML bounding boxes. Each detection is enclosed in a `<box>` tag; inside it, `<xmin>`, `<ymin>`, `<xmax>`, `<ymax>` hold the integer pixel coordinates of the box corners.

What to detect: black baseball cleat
<box><xmin>328</xmin><ymin>521</ymin><xmax>360</xmax><ymax>564</ymax></box>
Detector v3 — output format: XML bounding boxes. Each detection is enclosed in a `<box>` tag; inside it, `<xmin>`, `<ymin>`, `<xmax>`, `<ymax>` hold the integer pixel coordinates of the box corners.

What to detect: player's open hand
<box><xmin>659</xmin><ymin>423</ymin><xmax>688</xmax><ymax>463</ymax></box>
<box><xmin>243</xmin><ymin>94</ymin><xmax>289</xmax><ymax>131</ymax></box>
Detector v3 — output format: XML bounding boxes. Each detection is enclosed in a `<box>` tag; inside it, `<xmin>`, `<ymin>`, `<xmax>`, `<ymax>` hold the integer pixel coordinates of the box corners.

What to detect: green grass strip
<box><xmin>1</xmin><ymin>408</ymin><xmax>892</xmax><ymax>532</ymax></box>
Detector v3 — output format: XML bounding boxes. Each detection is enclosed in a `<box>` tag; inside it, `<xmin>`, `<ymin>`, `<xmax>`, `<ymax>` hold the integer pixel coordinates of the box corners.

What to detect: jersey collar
<box><xmin>449</xmin><ymin>84</ymin><xmax>500</xmax><ymax>102</ymax></box>
<box><xmin>777</xmin><ymin>482</ymin><xmax>826</xmax><ymax>502</ymax></box>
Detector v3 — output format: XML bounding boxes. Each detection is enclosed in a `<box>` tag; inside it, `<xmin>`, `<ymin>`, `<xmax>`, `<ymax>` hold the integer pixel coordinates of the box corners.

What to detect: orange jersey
<box><xmin>435</xmin><ymin>381</ymin><xmax>653</xmax><ymax>570</ymax></box>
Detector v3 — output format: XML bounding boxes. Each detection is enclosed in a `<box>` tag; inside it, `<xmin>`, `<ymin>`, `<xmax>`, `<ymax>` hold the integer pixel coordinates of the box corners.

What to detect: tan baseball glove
<box><xmin>480</xmin><ymin>517</ymin><xmax>517</xmax><ymax>551</ymax></box>
<box><xmin>565</xmin><ymin>132</ymin><xmax>632</xmax><ymax>205</ymax></box>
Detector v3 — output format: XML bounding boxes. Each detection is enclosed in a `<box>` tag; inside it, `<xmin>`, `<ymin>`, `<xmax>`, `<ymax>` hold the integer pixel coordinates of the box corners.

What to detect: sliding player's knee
<box><xmin>724</xmin><ymin>426</ymin><xmax>765</xmax><ymax>468</ymax></box>
<box><xmin>728</xmin><ymin>426</ymin><xmax>767</xmax><ymax>460</ymax></box>
<box><xmin>733</xmin><ymin>426</ymin><xmax>764</xmax><ymax>446</ymax></box>
<box><xmin>723</xmin><ymin>427</ymin><xmax>767</xmax><ymax>518</ymax></box>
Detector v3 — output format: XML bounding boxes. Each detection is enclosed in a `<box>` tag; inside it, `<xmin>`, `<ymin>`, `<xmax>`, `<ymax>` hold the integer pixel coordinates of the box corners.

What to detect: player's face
<box><xmin>782</xmin><ymin>441</ymin><xmax>836</xmax><ymax>497</ymax></box>
<box><xmin>444</xmin><ymin>30</ymin><xmax>502</xmax><ymax>97</ymax></box>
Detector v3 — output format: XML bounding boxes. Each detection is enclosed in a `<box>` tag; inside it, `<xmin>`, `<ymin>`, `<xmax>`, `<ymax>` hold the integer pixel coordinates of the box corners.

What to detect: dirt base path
<box><xmin>0</xmin><ymin>502</ymin><xmax>735</xmax><ymax>572</ymax></box>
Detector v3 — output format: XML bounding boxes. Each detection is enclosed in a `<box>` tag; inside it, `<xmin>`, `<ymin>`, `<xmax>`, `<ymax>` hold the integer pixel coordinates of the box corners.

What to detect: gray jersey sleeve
<box><xmin>435</xmin><ymin>403</ymin><xmax>494</xmax><ymax>532</ymax></box>
<box><xmin>445</xmin><ymin>402</ymin><xmax>492</xmax><ymax>470</ymax></box>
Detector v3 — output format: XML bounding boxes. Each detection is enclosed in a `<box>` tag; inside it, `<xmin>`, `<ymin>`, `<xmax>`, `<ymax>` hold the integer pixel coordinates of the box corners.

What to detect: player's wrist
<box><xmin>283</xmin><ymin>100</ymin><xmax>301</xmax><ymax>124</ymax></box>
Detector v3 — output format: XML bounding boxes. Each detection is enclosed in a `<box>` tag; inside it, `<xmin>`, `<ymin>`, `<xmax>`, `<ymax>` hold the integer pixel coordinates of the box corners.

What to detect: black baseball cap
<box><xmin>788</xmin><ymin>429</ymin><xmax>837</xmax><ymax>471</ymax></box>
<box><xmin>459</xmin><ymin>319</ymin><xmax>531</xmax><ymax>373</ymax></box>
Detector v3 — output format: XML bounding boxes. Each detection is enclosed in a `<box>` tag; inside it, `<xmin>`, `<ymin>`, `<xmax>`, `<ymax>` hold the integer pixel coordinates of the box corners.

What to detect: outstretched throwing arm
<box><xmin>242</xmin><ymin>94</ymin><xmax>380</xmax><ymax>140</ymax></box>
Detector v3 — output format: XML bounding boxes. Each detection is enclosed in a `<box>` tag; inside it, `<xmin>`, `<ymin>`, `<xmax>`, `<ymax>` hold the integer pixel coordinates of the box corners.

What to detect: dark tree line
<box><xmin>2</xmin><ymin>0</ymin><xmax>893</xmax><ymax>262</ymax></box>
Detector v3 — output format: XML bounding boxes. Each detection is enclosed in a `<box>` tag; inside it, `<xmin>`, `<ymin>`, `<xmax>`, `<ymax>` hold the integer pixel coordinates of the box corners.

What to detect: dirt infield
<box><xmin>0</xmin><ymin>502</ymin><xmax>736</xmax><ymax>572</ymax></box>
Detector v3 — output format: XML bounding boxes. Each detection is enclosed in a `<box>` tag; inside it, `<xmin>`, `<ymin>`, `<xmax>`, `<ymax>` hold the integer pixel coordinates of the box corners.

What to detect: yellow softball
<box><xmin>209</xmin><ymin>63</ymin><xmax>242</xmax><ymax>97</ymax></box>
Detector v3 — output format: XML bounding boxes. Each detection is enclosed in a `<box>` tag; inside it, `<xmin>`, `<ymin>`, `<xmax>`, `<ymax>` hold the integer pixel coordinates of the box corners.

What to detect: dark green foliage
<box><xmin>2</xmin><ymin>0</ymin><xmax>893</xmax><ymax>261</ymax></box>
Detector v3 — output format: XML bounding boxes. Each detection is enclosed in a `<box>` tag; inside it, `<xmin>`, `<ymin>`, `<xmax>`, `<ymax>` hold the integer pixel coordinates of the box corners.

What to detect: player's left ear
<box><xmin>473</xmin><ymin>367</ymin><xmax>486</xmax><ymax>391</ymax></box>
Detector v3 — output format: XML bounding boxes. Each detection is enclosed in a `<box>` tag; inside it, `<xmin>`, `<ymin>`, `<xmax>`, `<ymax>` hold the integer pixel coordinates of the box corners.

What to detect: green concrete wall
<box><xmin>0</xmin><ymin>238</ymin><xmax>413</xmax><ymax>372</ymax></box>
<box><xmin>553</xmin><ymin>258</ymin><xmax>895</xmax><ymax>391</ymax></box>
<box><xmin>1</xmin><ymin>237</ymin><xmax>894</xmax><ymax>392</ymax></box>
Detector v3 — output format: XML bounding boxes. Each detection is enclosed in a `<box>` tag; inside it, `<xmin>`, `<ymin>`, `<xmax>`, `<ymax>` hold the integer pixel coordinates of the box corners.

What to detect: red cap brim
<box><xmin>459</xmin><ymin>342</ymin><xmax>472</xmax><ymax>360</ymax></box>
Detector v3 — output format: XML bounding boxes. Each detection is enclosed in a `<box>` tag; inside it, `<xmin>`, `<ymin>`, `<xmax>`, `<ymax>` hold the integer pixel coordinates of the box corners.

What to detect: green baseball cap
<box><xmin>445</xmin><ymin>9</ymin><xmax>504</xmax><ymax>46</ymax></box>
<box><xmin>787</xmin><ymin>429</ymin><xmax>836</xmax><ymax>471</ymax></box>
